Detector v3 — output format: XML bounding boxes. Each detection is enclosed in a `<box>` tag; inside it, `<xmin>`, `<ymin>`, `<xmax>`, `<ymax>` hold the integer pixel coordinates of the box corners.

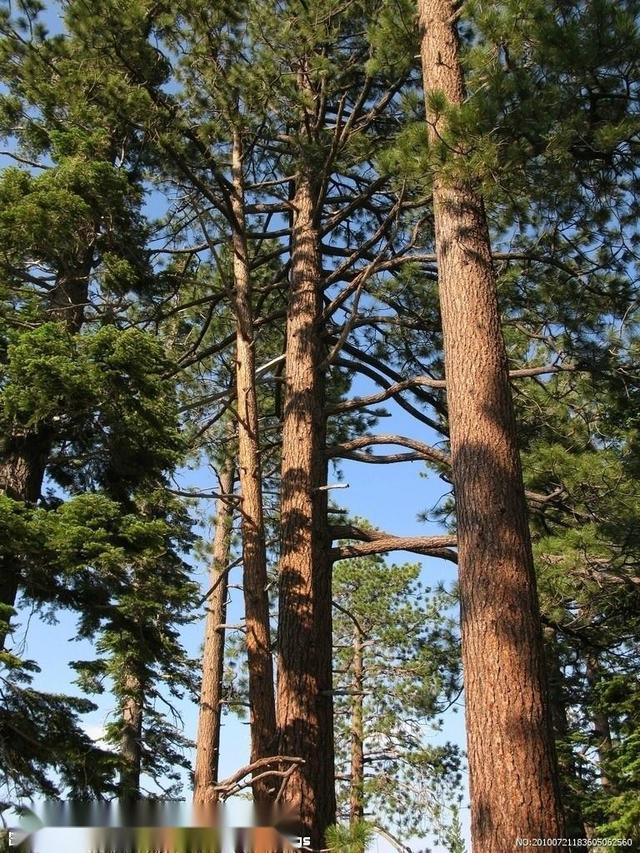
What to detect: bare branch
<box><xmin>327</xmin><ymin>434</ymin><xmax>450</xmax><ymax>466</ymax></box>
<box><xmin>212</xmin><ymin>756</ymin><xmax>305</xmax><ymax>800</ymax></box>
<box><xmin>331</xmin><ymin>524</ymin><xmax>457</xmax><ymax>563</ymax></box>
<box><xmin>328</xmin><ymin>374</ymin><xmax>446</xmax><ymax>414</ymax></box>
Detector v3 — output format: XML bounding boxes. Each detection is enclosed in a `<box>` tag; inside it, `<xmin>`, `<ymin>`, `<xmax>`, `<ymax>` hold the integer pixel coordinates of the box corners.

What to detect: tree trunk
<box><xmin>417</xmin><ymin>1</ymin><xmax>565</xmax><ymax>847</ymax></box>
<box><xmin>586</xmin><ymin>652</ymin><xmax>613</xmax><ymax>792</ymax></box>
<box><xmin>193</xmin><ymin>457</ymin><xmax>236</xmax><ymax>804</ymax></box>
<box><xmin>544</xmin><ymin>627</ymin><xmax>587</xmax><ymax>838</ymax></box>
<box><xmin>230</xmin><ymin>130</ymin><xmax>278</xmax><ymax>802</ymax></box>
<box><xmin>276</xmin><ymin>171</ymin><xmax>336</xmax><ymax>847</ymax></box>
<box><xmin>349</xmin><ymin>624</ymin><xmax>365</xmax><ymax>837</ymax></box>
<box><xmin>120</xmin><ymin>666</ymin><xmax>144</xmax><ymax>800</ymax></box>
<box><xmin>0</xmin><ymin>250</ymin><xmax>94</xmax><ymax>650</ymax></box>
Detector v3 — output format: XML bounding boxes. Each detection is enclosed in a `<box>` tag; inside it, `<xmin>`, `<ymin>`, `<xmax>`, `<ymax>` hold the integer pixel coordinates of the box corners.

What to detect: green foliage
<box><xmin>514</xmin><ymin>358</ymin><xmax>640</xmax><ymax>837</ymax></box>
<box><xmin>1</xmin><ymin>323</ymin><xmax>183</xmax><ymax>494</ymax></box>
<box><xmin>325</xmin><ymin>821</ymin><xmax>374</xmax><ymax>852</ymax></box>
<box><xmin>0</xmin><ymin>656</ymin><xmax>118</xmax><ymax>799</ymax></box>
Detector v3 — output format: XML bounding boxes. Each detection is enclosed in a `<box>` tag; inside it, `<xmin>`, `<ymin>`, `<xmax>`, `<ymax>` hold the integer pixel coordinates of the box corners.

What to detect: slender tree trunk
<box><xmin>544</xmin><ymin>627</ymin><xmax>587</xmax><ymax>837</ymax></box>
<box><xmin>120</xmin><ymin>667</ymin><xmax>144</xmax><ymax>800</ymax></box>
<box><xmin>230</xmin><ymin>130</ymin><xmax>278</xmax><ymax>802</ymax></box>
<box><xmin>349</xmin><ymin>625</ymin><xmax>365</xmax><ymax>838</ymax></box>
<box><xmin>193</xmin><ymin>457</ymin><xmax>236</xmax><ymax>804</ymax></box>
<box><xmin>417</xmin><ymin>1</ymin><xmax>565</xmax><ymax>847</ymax></box>
<box><xmin>0</xmin><ymin>251</ymin><xmax>95</xmax><ymax>650</ymax></box>
<box><xmin>586</xmin><ymin>653</ymin><xmax>613</xmax><ymax>791</ymax></box>
<box><xmin>276</xmin><ymin>170</ymin><xmax>336</xmax><ymax>847</ymax></box>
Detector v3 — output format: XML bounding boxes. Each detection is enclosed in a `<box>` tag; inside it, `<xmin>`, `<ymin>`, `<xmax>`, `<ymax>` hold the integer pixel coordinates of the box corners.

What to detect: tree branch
<box><xmin>327</xmin><ymin>434</ymin><xmax>450</xmax><ymax>466</ymax></box>
<box><xmin>330</xmin><ymin>525</ymin><xmax>457</xmax><ymax>563</ymax></box>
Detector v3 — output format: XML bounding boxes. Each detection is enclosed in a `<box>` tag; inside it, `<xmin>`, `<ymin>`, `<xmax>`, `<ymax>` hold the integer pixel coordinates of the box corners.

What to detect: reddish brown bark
<box><xmin>276</xmin><ymin>171</ymin><xmax>336</xmax><ymax>847</ymax></box>
<box><xmin>193</xmin><ymin>458</ymin><xmax>236</xmax><ymax>804</ymax></box>
<box><xmin>230</xmin><ymin>130</ymin><xmax>278</xmax><ymax>800</ymax></box>
<box><xmin>418</xmin><ymin>0</ymin><xmax>565</xmax><ymax>847</ymax></box>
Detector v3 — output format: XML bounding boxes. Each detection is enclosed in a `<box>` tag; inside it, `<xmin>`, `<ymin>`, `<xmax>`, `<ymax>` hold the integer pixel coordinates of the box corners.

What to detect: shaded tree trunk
<box><xmin>544</xmin><ymin>627</ymin><xmax>587</xmax><ymax>838</ymax></box>
<box><xmin>0</xmin><ymin>250</ymin><xmax>95</xmax><ymax>650</ymax></box>
<box><xmin>349</xmin><ymin>624</ymin><xmax>364</xmax><ymax>839</ymax></box>
<box><xmin>417</xmin><ymin>1</ymin><xmax>565</xmax><ymax>847</ymax></box>
<box><xmin>193</xmin><ymin>457</ymin><xmax>236</xmax><ymax>803</ymax></box>
<box><xmin>276</xmin><ymin>170</ymin><xmax>336</xmax><ymax>847</ymax></box>
<box><xmin>586</xmin><ymin>652</ymin><xmax>613</xmax><ymax>792</ymax></box>
<box><xmin>230</xmin><ymin>130</ymin><xmax>277</xmax><ymax>802</ymax></box>
<box><xmin>120</xmin><ymin>666</ymin><xmax>145</xmax><ymax>800</ymax></box>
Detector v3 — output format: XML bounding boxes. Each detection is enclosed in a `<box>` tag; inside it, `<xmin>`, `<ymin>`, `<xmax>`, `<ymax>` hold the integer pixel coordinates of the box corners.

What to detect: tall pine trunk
<box><xmin>193</xmin><ymin>457</ymin><xmax>236</xmax><ymax>803</ymax></box>
<box><xmin>0</xmin><ymin>251</ymin><xmax>94</xmax><ymax>650</ymax></box>
<box><xmin>417</xmin><ymin>1</ymin><xmax>565</xmax><ymax>846</ymax></box>
<box><xmin>276</xmin><ymin>170</ymin><xmax>336</xmax><ymax>846</ymax></box>
<box><xmin>230</xmin><ymin>130</ymin><xmax>278</xmax><ymax>802</ymax></box>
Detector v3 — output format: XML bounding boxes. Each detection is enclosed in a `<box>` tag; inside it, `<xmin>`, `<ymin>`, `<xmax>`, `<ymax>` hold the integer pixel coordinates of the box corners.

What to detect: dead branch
<box><xmin>328</xmin><ymin>374</ymin><xmax>447</xmax><ymax>415</ymax></box>
<box><xmin>212</xmin><ymin>756</ymin><xmax>305</xmax><ymax>800</ymax></box>
<box><xmin>327</xmin><ymin>434</ymin><xmax>450</xmax><ymax>466</ymax></box>
<box><xmin>330</xmin><ymin>524</ymin><xmax>457</xmax><ymax>563</ymax></box>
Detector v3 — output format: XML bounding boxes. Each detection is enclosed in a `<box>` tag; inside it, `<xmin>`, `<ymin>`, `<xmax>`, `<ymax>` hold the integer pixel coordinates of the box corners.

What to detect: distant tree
<box><xmin>332</xmin><ymin>551</ymin><xmax>462</xmax><ymax>847</ymax></box>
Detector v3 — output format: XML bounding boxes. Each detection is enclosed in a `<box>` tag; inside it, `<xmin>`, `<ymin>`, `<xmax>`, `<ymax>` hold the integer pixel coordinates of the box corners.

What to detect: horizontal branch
<box><xmin>330</xmin><ymin>364</ymin><xmax>575</xmax><ymax>417</ymax></box>
<box><xmin>327</xmin><ymin>434</ymin><xmax>450</xmax><ymax>466</ymax></box>
<box><xmin>330</xmin><ymin>524</ymin><xmax>457</xmax><ymax>563</ymax></box>
<box><xmin>328</xmin><ymin>374</ymin><xmax>446</xmax><ymax>415</ymax></box>
<box><xmin>332</xmin><ymin>539</ymin><xmax>457</xmax><ymax>562</ymax></box>
<box><xmin>336</xmin><ymin>346</ymin><xmax>447</xmax><ymax>423</ymax></box>
<box><xmin>509</xmin><ymin>363</ymin><xmax>578</xmax><ymax>378</ymax></box>
<box><xmin>332</xmin><ymin>450</ymin><xmax>426</xmax><ymax>464</ymax></box>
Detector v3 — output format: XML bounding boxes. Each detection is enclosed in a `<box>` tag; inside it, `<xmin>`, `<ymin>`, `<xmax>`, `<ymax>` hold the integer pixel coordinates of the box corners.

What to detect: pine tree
<box><xmin>332</xmin><ymin>552</ymin><xmax>462</xmax><ymax>847</ymax></box>
<box><xmin>0</xmin><ymin>0</ymin><xmax>202</xmax><ymax>801</ymax></box>
<box><xmin>417</xmin><ymin>0</ymin><xmax>565</xmax><ymax>845</ymax></box>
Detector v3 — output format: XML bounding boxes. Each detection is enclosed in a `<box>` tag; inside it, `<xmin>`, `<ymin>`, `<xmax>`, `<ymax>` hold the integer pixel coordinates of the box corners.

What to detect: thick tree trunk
<box><xmin>193</xmin><ymin>458</ymin><xmax>236</xmax><ymax>804</ymax></box>
<box><xmin>0</xmin><ymin>251</ymin><xmax>94</xmax><ymax>650</ymax></box>
<box><xmin>276</xmin><ymin>171</ymin><xmax>336</xmax><ymax>847</ymax></box>
<box><xmin>230</xmin><ymin>131</ymin><xmax>278</xmax><ymax>802</ymax></box>
<box><xmin>0</xmin><ymin>429</ymin><xmax>53</xmax><ymax>504</ymax></box>
<box><xmin>349</xmin><ymin>626</ymin><xmax>364</xmax><ymax>835</ymax></box>
<box><xmin>120</xmin><ymin>667</ymin><xmax>144</xmax><ymax>800</ymax></box>
<box><xmin>418</xmin><ymin>1</ymin><xmax>565</xmax><ymax>847</ymax></box>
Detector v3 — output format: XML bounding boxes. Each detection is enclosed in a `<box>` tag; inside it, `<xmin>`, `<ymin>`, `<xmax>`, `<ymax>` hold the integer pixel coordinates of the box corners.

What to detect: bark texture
<box><xmin>230</xmin><ymin>130</ymin><xmax>278</xmax><ymax>799</ymax></box>
<box><xmin>418</xmin><ymin>0</ymin><xmax>565</xmax><ymax>846</ymax></box>
<box><xmin>193</xmin><ymin>458</ymin><xmax>236</xmax><ymax>804</ymax></box>
<box><xmin>120</xmin><ymin>666</ymin><xmax>144</xmax><ymax>800</ymax></box>
<box><xmin>586</xmin><ymin>653</ymin><xmax>612</xmax><ymax>791</ymax></box>
<box><xmin>276</xmin><ymin>171</ymin><xmax>336</xmax><ymax>847</ymax></box>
